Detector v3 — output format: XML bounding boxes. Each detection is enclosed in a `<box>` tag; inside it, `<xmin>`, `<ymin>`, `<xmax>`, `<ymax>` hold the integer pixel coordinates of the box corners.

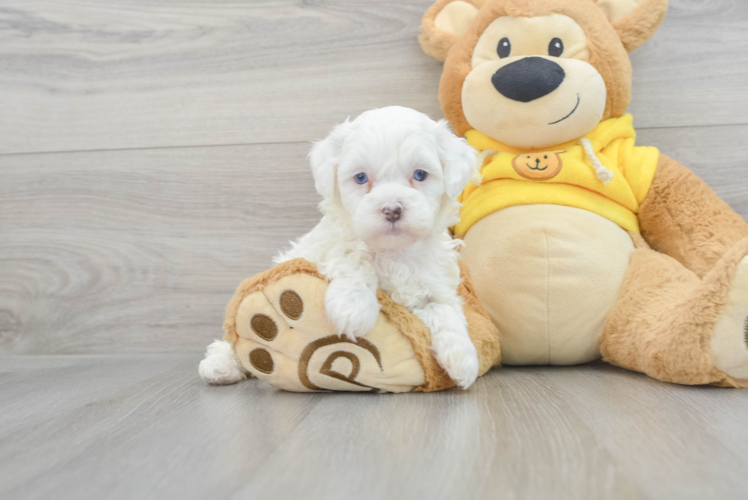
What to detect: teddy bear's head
<box><xmin>419</xmin><ymin>0</ymin><xmax>668</xmax><ymax>150</ymax></box>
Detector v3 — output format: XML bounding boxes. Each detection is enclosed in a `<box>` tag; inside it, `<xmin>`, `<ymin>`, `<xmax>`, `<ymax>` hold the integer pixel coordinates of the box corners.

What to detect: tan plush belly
<box><xmin>461</xmin><ymin>205</ymin><xmax>634</xmax><ymax>366</ymax></box>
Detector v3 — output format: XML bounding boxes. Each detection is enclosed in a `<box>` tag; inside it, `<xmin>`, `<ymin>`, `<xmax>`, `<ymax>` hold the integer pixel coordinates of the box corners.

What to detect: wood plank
<box><xmin>2</xmin><ymin>356</ymin><xmax>748</xmax><ymax>500</ymax></box>
<box><xmin>1</xmin><ymin>0</ymin><xmax>747</xmax><ymax>155</ymax></box>
<box><xmin>0</xmin><ymin>142</ymin><xmax>319</xmax><ymax>354</ymax></box>
<box><xmin>235</xmin><ymin>367</ymin><xmax>641</xmax><ymax>500</ymax></box>
<box><xmin>1</xmin><ymin>124</ymin><xmax>746</xmax><ymax>355</ymax></box>
<box><xmin>0</xmin><ymin>354</ymin><xmax>199</xmax><ymax>438</ymax></box>
<box><xmin>0</xmin><ymin>0</ymin><xmax>443</xmax><ymax>154</ymax></box>
<box><xmin>544</xmin><ymin>365</ymin><xmax>748</xmax><ymax>500</ymax></box>
<box><xmin>629</xmin><ymin>0</ymin><xmax>748</xmax><ymax>128</ymax></box>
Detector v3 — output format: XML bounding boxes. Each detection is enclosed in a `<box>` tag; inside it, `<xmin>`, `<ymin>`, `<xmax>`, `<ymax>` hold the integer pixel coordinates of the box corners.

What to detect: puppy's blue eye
<box><xmin>354</xmin><ymin>173</ymin><xmax>368</xmax><ymax>184</ymax></box>
<box><xmin>413</xmin><ymin>169</ymin><xmax>428</xmax><ymax>182</ymax></box>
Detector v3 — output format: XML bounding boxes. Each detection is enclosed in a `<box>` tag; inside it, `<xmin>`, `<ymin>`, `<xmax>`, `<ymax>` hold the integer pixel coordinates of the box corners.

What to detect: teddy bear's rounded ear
<box><xmin>419</xmin><ymin>0</ymin><xmax>483</xmax><ymax>62</ymax></box>
<box><xmin>596</xmin><ymin>0</ymin><xmax>669</xmax><ymax>52</ymax></box>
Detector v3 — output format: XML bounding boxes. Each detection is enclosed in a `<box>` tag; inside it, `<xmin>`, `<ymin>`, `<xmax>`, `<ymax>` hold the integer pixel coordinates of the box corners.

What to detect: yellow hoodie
<box><xmin>454</xmin><ymin>114</ymin><xmax>660</xmax><ymax>237</ymax></box>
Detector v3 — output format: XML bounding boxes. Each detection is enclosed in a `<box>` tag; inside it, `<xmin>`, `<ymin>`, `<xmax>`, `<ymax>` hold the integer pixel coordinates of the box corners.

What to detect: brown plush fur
<box><xmin>419</xmin><ymin>0</ymin><xmax>487</xmax><ymax>62</ymax></box>
<box><xmin>458</xmin><ymin>261</ymin><xmax>503</xmax><ymax>371</ymax></box>
<box><xmin>602</xmin><ymin>234</ymin><xmax>748</xmax><ymax>388</ymax></box>
<box><xmin>639</xmin><ymin>155</ymin><xmax>748</xmax><ymax>279</ymax></box>
<box><xmin>436</xmin><ymin>0</ymin><xmax>633</xmax><ymax>136</ymax></box>
<box><xmin>613</xmin><ymin>0</ymin><xmax>669</xmax><ymax>52</ymax></box>
<box><xmin>223</xmin><ymin>259</ymin><xmax>501</xmax><ymax>392</ymax></box>
<box><xmin>373</xmin><ymin>289</ymin><xmax>455</xmax><ymax>392</ymax></box>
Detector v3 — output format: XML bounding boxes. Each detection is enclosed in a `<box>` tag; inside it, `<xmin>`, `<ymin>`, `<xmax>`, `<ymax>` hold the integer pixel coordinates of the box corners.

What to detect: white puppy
<box><xmin>200</xmin><ymin>106</ymin><xmax>481</xmax><ymax>389</ymax></box>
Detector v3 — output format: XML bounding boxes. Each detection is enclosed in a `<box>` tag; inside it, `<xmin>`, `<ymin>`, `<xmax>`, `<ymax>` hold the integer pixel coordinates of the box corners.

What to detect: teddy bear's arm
<box><xmin>638</xmin><ymin>155</ymin><xmax>748</xmax><ymax>278</ymax></box>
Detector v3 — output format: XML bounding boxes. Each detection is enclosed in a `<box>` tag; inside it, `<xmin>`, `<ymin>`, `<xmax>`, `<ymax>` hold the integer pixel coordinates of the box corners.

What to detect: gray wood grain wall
<box><xmin>1</xmin><ymin>0</ymin><xmax>747</xmax><ymax>355</ymax></box>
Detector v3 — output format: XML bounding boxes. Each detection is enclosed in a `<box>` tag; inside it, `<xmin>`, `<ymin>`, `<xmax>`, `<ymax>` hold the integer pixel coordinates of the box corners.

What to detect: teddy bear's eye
<box><xmin>354</xmin><ymin>173</ymin><xmax>368</xmax><ymax>184</ymax></box>
<box><xmin>549</xmin><ymin>38</ymin><xmax>564</xmax><ymax>57</ymax></box>
<box><xmin>497</xmin><ymin>37</ymin><xmax>511</xmax><ymax>59</ymax></box>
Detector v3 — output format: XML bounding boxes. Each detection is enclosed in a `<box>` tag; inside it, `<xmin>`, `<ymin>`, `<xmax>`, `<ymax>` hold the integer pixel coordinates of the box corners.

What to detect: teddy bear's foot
<box><xmin>228</xmin><ymin>266</ymin><xmax>430</xmax><ymax>393</ymax></box>
<box><xmin>712</xmin><ymin>256</ymin><xmax>748</xmax><ymax>380</ymax></box>
<box><xmin>219</xmin><ymin>259</ymin><xmax>501</xmax><ymax>393</ymax></box>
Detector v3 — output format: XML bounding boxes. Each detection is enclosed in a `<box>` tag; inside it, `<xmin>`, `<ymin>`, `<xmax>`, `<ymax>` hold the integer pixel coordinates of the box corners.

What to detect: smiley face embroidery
<box><xmin>512</xmin><ymin>151</ymin><xmax>565</xmax><ymax>181</ymax></box>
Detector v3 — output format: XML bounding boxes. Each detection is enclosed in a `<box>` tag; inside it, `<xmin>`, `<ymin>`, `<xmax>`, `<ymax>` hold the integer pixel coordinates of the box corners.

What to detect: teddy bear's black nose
<box><xmin>492</xmin><ymin>57</ymin><xmax>565</xmax><ymax>103</ymax></box>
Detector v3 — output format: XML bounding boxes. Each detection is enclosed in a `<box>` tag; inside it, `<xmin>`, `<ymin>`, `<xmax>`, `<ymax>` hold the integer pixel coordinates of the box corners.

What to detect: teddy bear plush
<box><xmin>219</xmin><ymin>0</ymin><xmax>748</xmax><ymax>393</ymax></box>
<box><xmin>418</xmin><ymin>0</ymin><xmax>748</xmax><ymax>387</ymax></box>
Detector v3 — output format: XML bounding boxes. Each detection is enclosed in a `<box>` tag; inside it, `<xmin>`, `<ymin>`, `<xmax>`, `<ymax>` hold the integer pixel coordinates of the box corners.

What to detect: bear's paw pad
<box><xmin>232</xmin><ymin>273</ymin><xmax>426</xmax><ymax>393</ymax></box>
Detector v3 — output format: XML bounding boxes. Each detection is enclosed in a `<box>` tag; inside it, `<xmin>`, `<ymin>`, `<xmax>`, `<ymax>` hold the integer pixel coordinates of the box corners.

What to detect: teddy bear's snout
<box><xmin>491</xmin><ymin>57</ymin><xmax>566</xmax><ymax>103</ymax></box>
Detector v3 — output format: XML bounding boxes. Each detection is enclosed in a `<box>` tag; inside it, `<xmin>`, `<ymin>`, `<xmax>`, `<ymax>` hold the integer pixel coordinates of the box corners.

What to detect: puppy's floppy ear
<box><xmin>596</xmin><ymin>0</ymin><xmax>669</xmax><ymax>52</ymax></box>
<box><xmin>308</xmin><ymin>119</ymin><xmax>353</xmax><ymax>199</ymax></box>
<box><xmin>434</xmin><ymin>119</ymin><xmax>477</xmax><ymax>199</ymax></box>
<box><xmin>419</xmin><ymin>0</ymin><xmax>482</xmax><ymax>62</ymax></box>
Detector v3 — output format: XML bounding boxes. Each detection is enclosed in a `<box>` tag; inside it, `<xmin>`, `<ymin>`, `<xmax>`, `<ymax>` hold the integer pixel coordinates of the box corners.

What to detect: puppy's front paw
<box><xmin>325</xmin><ymin>282</ymin><xmax>381</xmax><ymax>340</ymax></box>
<box><xmin>432</xmin><ymin>333</ymin><xmax>480</xmax><ymax>390</ymax></box>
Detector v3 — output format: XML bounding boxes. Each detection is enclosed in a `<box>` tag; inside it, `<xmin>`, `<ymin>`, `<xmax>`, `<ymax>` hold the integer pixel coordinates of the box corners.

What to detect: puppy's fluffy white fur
<box><xmin>201</xmin><ymin>106</ymin><xmax>481</xmax><ymax>389</ymax></box>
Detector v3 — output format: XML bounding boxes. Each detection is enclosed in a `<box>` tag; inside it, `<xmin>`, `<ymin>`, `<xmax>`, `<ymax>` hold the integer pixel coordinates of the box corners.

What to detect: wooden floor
<box><xmin>1</xmin><ymin>1</ymin><xmax>748</xmax><ymax>499</ymax></box>
<box><xmin>4</xmin><ymin>356</ymin><xmax>748</xmax><ymax>500</ymax></box>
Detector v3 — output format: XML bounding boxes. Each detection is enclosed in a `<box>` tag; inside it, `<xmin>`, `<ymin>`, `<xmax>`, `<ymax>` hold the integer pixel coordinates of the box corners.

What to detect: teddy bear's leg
<box><xmin>638</xmin><ymin>155</ymin><xmax>748</xmax><ymax>278</ymax></box>
<box><xmin>601</xmin><ymin>232</ymin><xmax>748</xmax><ymax>387</ymax></box>
<box><xmin>604</xmin><ymin>154</ymin><xmax>748</xmax><ymax>386</ymax></box>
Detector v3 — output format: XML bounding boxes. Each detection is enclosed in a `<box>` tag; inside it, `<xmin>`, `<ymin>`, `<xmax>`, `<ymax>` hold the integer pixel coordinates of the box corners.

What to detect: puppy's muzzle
<box><xmin>382</xmin><ymin>203</ymin><xmax>403</xmax><ymax>222</ymax></box>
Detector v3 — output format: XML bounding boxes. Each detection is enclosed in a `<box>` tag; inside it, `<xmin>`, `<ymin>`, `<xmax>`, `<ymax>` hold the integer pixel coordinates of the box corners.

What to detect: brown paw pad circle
<box><xmin>250</xmin><ymin>313</ymin><xmax>278</xmax><ymax>341</ymax></box>
<box><xmin>280</xmin><ymin>289</ymin><xmax>304</xmax><ymax>320</ymax></box>
<box><xmin>249</xmin><ymin>348</ymin><xmax>274</xmax><ymax>374</ymax></box>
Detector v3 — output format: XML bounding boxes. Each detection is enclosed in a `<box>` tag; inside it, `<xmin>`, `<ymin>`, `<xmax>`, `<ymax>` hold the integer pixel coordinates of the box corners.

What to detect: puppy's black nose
<box><xmin>492</xmin><ymin>57</ymin><xmax>565</xmax><ymax>103</ymax></box>
<box><xmin>382</xmin><ymin>203</ymin><xmax>402</xmax><ymax>222</ymax></box>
